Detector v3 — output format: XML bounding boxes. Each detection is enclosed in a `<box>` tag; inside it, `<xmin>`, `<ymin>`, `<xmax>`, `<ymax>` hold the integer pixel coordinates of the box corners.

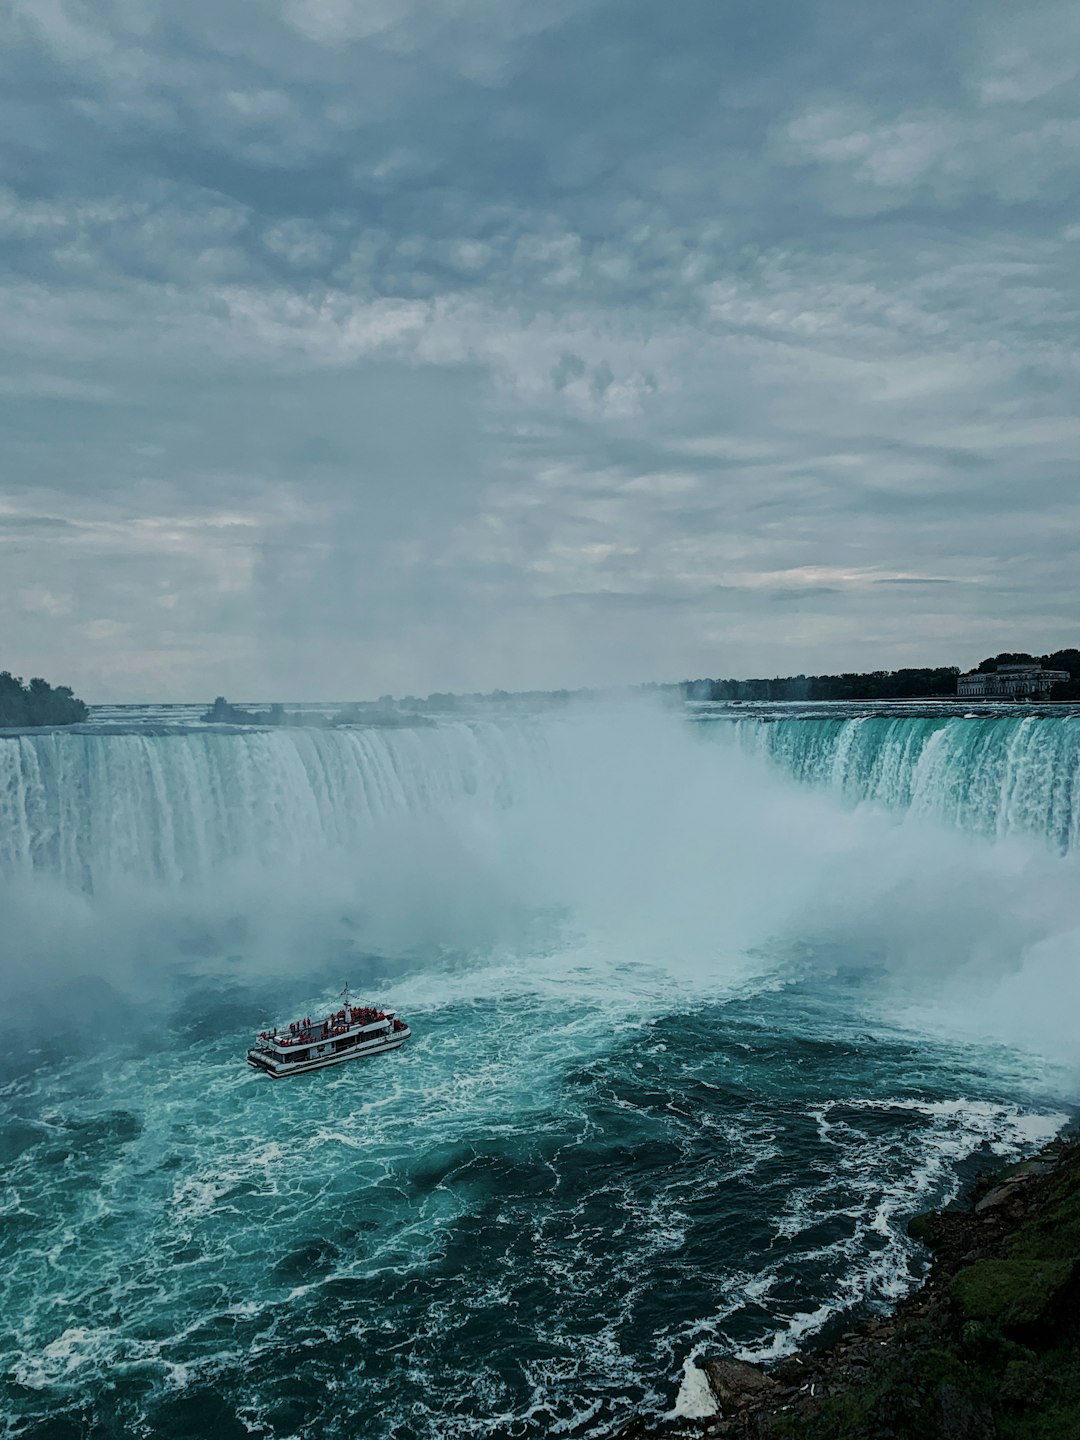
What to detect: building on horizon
<box><xmin>956</xmin><ymin>663</ymin><xmax>1069</xmax><ymax>699</ymax></box>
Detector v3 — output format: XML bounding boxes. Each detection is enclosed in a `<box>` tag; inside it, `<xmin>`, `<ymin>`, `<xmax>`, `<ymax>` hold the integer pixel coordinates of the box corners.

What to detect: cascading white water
<box><xmin>731</xmin><ymin>714</ymin><xmax>1080</xmax><ymax>853</ymax></box>
<box><xmin>2</xmin><ymin>703</ymin><xmax>1078</xmax><ymax>1440</ymax></box>
<box><xmin>5</xmin><ymin>713</ymin><xmax>1080</xmax><ymax>897</ymax></box>
<box><xmin>3</xmin><ymin>706</ymin><xmax>1080</xmax><ymax>1061</ymax></box>
<box><xmin>0</xmin><ymin>721</ymin><xmax>545</xmax><ymax>890</ymax></box>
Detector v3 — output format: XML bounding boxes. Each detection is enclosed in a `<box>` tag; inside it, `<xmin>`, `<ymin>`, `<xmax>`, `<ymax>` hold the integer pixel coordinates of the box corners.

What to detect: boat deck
<box><xmin>248</xmin><ymin>996</ymin><xmax>410</xmax><ymax>1077</ymax></box>
<box><xmin>256</xmin><ymin>1005</ymin><xmax>396</xmax><ymax>1053</ymax></box>
<box><xmin>247</xmin><ymin>1015</ymin><xmax>410</xmax><ymax>1078</ymax></box>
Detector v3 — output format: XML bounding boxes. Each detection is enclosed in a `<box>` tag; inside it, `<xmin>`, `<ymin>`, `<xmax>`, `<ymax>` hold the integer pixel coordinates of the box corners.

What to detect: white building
<box><xmin>957</xmin><ymin>664</ymin><xmax>1070</xmax><ymax>698</ymax></box>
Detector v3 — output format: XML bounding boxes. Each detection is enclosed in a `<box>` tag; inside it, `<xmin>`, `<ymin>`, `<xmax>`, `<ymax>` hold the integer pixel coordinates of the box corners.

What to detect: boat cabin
<box><xmin>247</xmin><ymin>998</ymin><xmax>410</xmax><ymax>1078</ymax></box>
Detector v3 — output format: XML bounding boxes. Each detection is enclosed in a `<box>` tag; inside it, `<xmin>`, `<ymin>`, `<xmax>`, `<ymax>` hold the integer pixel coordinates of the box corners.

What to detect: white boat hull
<box><xmin>247</xmin><ymin>1026</ymin><xmax>410</xmax><ymax>1078</ymax></box>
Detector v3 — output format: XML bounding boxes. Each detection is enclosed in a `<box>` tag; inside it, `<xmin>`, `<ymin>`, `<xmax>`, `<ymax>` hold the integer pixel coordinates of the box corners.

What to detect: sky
<box><xmin>1</xmin><ymin>0</ymin><xmax>1078</xmax><ymax>702</ymax></box>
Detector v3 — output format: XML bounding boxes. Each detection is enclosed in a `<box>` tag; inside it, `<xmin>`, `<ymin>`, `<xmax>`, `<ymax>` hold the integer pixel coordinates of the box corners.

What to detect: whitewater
<box><xmin>1</xmin><ymin>700</ymin><xmax>1078</xmax><ymax>1438</ymax></box>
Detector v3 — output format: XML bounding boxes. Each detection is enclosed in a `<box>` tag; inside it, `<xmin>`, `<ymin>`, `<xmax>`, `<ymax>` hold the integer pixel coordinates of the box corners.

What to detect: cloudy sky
<box><xmin>2</xmin><ymin>0</ymin><xmax>1078</xmax><ymax>700</ymax></box>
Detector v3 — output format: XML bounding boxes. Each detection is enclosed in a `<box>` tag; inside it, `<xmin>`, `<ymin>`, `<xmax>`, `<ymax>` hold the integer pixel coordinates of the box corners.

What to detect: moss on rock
<box><xmin>608</xmin><ymin>1138</ymin><xmax>1080</xmax><ymax>1440</ymax></box>
<box><xmin>950</xmin><ymin>1258</ymin><xmax>1074</xmax><ymax>1328</ymax></box>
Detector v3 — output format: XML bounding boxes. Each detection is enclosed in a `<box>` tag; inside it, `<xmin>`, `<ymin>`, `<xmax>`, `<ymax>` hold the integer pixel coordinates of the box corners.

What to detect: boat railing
<box><xmin>254</xmin><ymin>1014</ymin><xmax>395</xmax><ymax>1051</ymax></box>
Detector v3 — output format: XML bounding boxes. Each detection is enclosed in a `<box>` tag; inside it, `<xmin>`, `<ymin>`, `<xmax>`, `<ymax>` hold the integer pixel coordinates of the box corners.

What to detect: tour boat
<box><xmin>247</xmin><ymin>988</ymin><xmax>411</xmax><ymax>1078</ymax></box>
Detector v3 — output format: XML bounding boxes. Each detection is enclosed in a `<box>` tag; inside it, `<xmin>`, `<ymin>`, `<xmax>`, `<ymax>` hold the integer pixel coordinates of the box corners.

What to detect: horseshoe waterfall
<box><xmin>2</xmin><ymin>702</ymin><xmax>1077</xmax><ymax>1439</ymax></box>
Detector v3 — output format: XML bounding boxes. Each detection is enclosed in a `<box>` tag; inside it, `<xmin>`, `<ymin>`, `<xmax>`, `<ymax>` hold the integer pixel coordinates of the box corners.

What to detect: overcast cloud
<box><xmin>1</xmin><ymin>0</ymin><xmax>1078</xmax><ymax>700</ymax></box>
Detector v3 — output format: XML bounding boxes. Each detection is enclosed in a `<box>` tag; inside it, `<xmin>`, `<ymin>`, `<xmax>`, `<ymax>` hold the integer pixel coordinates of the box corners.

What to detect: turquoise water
<box><xmin>727</xmin><ymin>710</ymin><xmax>1080</xmax><ymax>854</ymax></box>
<box><xmin>1</xmin><ymin>705</ymin><xmax>1077</xmax><ymax>1438</ymax></box>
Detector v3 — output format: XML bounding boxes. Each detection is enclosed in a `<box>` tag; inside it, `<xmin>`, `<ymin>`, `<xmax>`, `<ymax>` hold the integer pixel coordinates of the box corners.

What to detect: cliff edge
<box><xmin>612</xmin><ymin>1134</ymin><xmax>1080</xmax><ymax>1440</ymax></box>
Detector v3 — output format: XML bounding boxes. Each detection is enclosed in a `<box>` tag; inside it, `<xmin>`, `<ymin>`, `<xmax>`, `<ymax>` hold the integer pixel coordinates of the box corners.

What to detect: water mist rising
<box><xmin>3</xmin><ymin>702</ymin><xmax>1077</xmax><ymax>1440</ymax></box>
<box><xmin>2</xmin><ymin>703</ymin><xmax>1079</xmax><ymax>1068</ymax></box>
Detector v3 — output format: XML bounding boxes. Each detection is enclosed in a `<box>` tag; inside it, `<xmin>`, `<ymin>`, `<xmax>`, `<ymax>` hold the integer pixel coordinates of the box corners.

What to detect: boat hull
<box><xmin>247</xmin><ymin>1028</ymin><xmax>410</xmax><ymax>1078</ymax></box>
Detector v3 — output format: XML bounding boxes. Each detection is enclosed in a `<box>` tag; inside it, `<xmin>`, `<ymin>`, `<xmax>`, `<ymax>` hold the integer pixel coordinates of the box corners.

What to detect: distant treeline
<box><xmin>0</xmin><ymin>671</ymin><xmax>88</xmax><ymax>727</ymax></box>
<box><xmin>201</xmin><ymin>697</ymin><xmax>434</xmax><ymax>728</ymax></box>
<box><xmin>202</xmin><ymin>697</ymin><xmax>289</xmax><ymax>726</ymax></box>
<box><xmin>675</xmin><ymin>649</ymin><xmax>1080</xmax><ymax>703</ymax></box>
<box><xmin>676</xmin><ymin>667</ymin><xmax>961</xmax><ymax>703</ymax></box>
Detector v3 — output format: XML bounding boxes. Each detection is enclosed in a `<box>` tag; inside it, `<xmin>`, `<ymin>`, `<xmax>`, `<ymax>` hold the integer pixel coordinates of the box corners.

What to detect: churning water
<box><xmin>1</xmin><ymin>701</ymin><xmax>1077</xmax><ymax>1438</ymax></box>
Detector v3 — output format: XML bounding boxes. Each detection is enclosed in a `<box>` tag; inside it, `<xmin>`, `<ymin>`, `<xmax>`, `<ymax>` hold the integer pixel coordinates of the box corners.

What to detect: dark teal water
<box><xmin>1</xmin><ymin>705</ymin><xmax>1076</xmax><ymax>1438</ymax></box>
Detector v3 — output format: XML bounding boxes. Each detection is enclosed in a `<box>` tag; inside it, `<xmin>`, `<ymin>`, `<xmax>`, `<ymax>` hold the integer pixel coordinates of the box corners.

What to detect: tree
<box><xmin>0</xmin><ymin>671</ymin><xmax>88</xmax><ymax>727</ymax></box>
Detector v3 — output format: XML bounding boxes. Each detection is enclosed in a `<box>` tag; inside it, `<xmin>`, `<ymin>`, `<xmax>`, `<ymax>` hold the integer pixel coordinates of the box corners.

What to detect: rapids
<box><xmin>1</xmin><ymin>701</ymin><xmax>1077</xmax><ymax>1438</ymax></box>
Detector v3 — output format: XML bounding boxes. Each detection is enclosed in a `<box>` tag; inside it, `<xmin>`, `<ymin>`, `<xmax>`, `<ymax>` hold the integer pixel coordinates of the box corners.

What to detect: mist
<box><xmin>2</xmin><ymin>701</ymin><xmax>1077</xmax><ymax>1074</ymax></box>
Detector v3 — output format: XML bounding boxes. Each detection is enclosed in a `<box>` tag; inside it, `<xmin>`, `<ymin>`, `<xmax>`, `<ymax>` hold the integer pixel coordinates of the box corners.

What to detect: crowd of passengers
<box><xmin>258</xmin><ymin>1006</ymin><xmax>388</xmax><ymax>1046</ymax></box>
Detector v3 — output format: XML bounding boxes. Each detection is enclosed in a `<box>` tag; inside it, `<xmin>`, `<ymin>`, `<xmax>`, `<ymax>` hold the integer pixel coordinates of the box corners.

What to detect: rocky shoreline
<box><xmin>609</xmin><ymin>1133</ymin><xmax>1080</xmax><ymax>1440</ymax></box>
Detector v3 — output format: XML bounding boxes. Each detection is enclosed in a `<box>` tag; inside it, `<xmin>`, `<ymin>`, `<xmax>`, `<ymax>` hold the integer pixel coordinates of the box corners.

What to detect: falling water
<box><xmin>1</xmin><ymin>702</ymin><xmax>1076</xmax><ymax>1438</ymax></box>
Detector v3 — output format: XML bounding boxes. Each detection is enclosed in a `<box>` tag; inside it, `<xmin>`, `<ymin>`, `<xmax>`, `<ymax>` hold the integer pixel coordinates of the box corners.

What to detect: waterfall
<box><xmin>731</xmin><ymin>714</ymin><xmax>1080</xmax><ymax>852</ymax></box>
<box><xmin>4</xmin><ymin>706</ymin><xmax>1080</xmax><ymax>1067</ymax></box>
<box><xmin>0</xmin><ymin>721</ymin><xmax>543</xmax><ymax>891</ymax></box>
<box><xmin>4</xmin><ymin>711</ymin><xmax>1080</xmax><ymax>899</ymax></box>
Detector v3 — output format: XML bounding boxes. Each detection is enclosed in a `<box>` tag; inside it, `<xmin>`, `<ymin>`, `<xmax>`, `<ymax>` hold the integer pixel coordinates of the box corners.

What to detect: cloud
<box><xmin>82</xmin><ymin>619</ymin><xmax>131</xmax><ymax>641</ymax></box>
<box><xmin>18</xmin><ymin>587</ymin><xmax>73</xmax><ymax>616</ymax></box>
<box><xmin>0</xmin><ymin>0</ymin><xmax>1078</xmax><ymax>698</ymax></box>
<box><xmin>776</xmin><ymin>99</ymin><xmax>1080</xmax><ymax>210</ymax></box>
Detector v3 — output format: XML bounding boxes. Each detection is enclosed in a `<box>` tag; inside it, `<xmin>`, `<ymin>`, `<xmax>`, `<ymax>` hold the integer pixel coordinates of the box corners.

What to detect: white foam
<box><xmin>668</xmin><ymin>1352</ymin><xmax>716</xmax><ymax>1419</ymax></box>
<box><xmin>14</xmin><ymin>1327</ymin><xmax>116</xmax><ymax>1389</ymax></box>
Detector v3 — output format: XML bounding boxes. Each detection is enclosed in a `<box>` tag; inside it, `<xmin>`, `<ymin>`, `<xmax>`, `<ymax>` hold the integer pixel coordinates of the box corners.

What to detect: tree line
<box><xmin>675</xmin><ymin>667</ymin><xmax>961</xmax><ymax>703</ymax></box>
<box><xmin>0</xmin><ymin>671</ymin><xmax>89</xmax><ymax>727</ymax></box>
<box><xmin>4</xmin><ymin>648</ymin><xmax>1078</xmax><ymax>729</ymax></box>
<box><xmin>674</xmin><ymin>649</ymin><xmax>1080</xmax><ymax>703</ymax></box>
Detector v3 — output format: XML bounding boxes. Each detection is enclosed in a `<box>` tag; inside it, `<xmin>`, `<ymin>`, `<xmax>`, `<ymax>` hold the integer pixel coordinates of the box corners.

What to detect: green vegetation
<box><xmin>202</xmin><ymin>697</ymin><xmax>287</xmax><ymax>726</ymax></box>
<box><xmin>611</xmin><ymin>1142</ymin><xmax>1080</xmax><ymax>1440</ymax></box>
<box><xmin>0</xmin><ymin>671</ymin><xmax>88</xmax><ymax>728</ymax></box>
<box><xmin>768</xmin><ymin>1140</ymin><xmax>1080</xmax><ymax>1440</ymax></box>
<box><xmin>679</xmin><ymin>666</ymin><xmax>961</xmax><ymax>703</ymax></box>
<box><xmin>677</xmin><ymin>649</ymin><xmax>1080</xmax><ymax>703</ymax></box>
<box><xmin>950</xmin><ymin>1258</ymin><xmax>1073</xmax><ymax>1328</ymax></box>
<box><xmin>201</xmin><ymin>697</ymin><xmax>434</xmax><ymax>728</ymax></box>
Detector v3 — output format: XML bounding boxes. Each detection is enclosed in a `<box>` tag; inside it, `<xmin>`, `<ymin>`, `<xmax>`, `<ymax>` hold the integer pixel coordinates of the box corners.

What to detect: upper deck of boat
<box><xmin>255</xmin><ymin>1005</ymin><xmax>397</xmax><ymax>1053</ymax></box>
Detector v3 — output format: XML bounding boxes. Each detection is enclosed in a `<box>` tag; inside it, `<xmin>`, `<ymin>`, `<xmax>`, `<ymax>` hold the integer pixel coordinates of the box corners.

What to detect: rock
<box><xmin>962</xmin><ymin>1246</ymin><xmax>999</xmax><ymax>1264</ymax></box>
<box><xmin>908</xmin><ymin>1210</ymin><xmax>945</xmax><ymax>1244</ymax></box>
<box><xmin>744</xmin><ymin>1414</ymin><xmax>780</xmax><ymax>1440</ymax></box>
<box><xmin>935</xmin><ymin>1382</ymin><xmax>996</xmax><ymax>1440</ymax></box>
<box><xmin>770</xmin><ymin>1354</ymin><xmax>810</xmax><ymax>1386</ymax></box>
<box><xmin>699</xmin><ymin>1358</ymin><xmax>778</xmax><ymax>1410</ymax></box>
<box><xmin>598</xmin><ymin>1137</ymin><xmax>1080</xmax><ymax>1440</ymax></box>
<box><xmin>1006</xmin><ymin>1159</ymin><xmax>1057</xmax><ymax>1180</ymax></box>
<box><xmin>975</xmin><ymin>1182</ymin><xmax>1027</xmax><ymax>1214</ymax></box>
